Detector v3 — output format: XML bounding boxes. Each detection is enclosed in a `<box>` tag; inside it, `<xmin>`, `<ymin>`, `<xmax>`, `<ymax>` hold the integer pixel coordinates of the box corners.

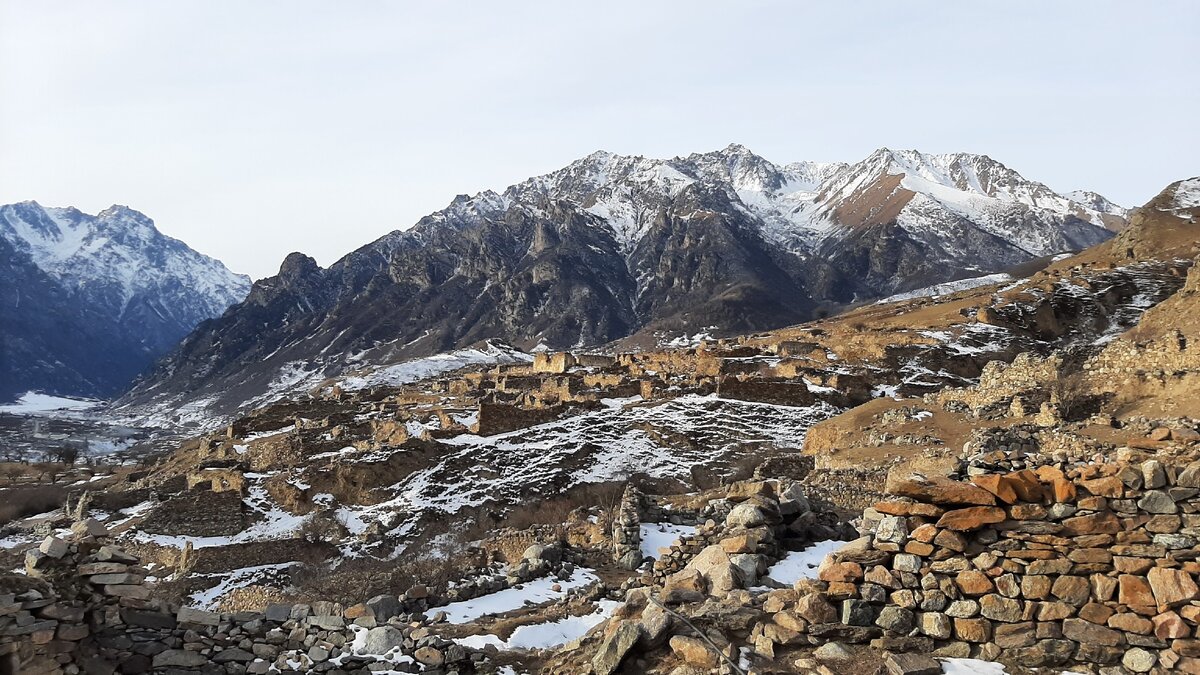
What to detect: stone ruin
<box><xmin>612</xmin><ymin>486</ymin><xmax>643</xmax><ymax>570</ymax></box>
<box><xmin>184</xmin><ymin>467</ymin><xmax>246</xmax><ymax>494</ymax></box>
<box><xmin>4</xmin><ymin>521</ymin><xmax>494</xmax><ymax>675</ymax></box>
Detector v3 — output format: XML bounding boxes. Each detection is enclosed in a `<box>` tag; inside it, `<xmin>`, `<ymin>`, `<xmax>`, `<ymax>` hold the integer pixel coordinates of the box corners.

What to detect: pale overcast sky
<box><xmin>2</xmin><ymin>1</ymin><xmax>1196</xmax><ymax>279</ymax></box>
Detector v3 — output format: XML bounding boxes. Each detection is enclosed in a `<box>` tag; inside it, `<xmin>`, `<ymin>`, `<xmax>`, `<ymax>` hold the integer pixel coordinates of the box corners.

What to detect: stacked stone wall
<box><xmin>4</xmin><ymin>523</ymin><xmax>508</xmax><ymax>674</ymax></box>
<box><xmin>472</xmin><ymin>402</ymin><xmax>563</xmax><ymax>436</ymax></box>
<box><xmin>763</xmin><ymin>457</ymin><xmax>1200</xmax><ymax>672</ymax></box>
<box><xmin>716</xmin><ymin>377</ymin><xmax>814</xmax><ymax>407</ymax></box>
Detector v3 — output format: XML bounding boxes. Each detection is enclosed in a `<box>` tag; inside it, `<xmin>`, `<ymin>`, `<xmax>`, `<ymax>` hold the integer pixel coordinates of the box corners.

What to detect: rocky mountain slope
<box><xmin>116</xmin><ymin>146</ymin><xmax>1127</xmax><ymax>423</ymax></box>
<box><xmin>0</xmin><ymin>201</ymin><xmax>250</xmax><ymax>401</ymax></box>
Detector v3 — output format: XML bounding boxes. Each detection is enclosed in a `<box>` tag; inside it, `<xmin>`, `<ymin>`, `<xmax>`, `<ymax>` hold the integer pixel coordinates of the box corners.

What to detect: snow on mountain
<box><xmin>434</xmin><ymin>145</ymin><xmax>1125</xmax><ymax>258</ymax></box>
<box><xmin>115</xmin><ymin>144</ymin><xmax>1129</xmax><ymax>421</ymax></box>
<box><xmin>1166</xmin><ymin>177</ymin><xmax>1200</xmax><ymax>212</ymax></box>
<box><xmin>0</xmin><ymin>201</ymin><xmax>251</xmax><ymax>400</ymax></box>
<box><xmin>0</xmin><ymin>201</ymin><xmax>249</xmax><ymax>320</ymax></box>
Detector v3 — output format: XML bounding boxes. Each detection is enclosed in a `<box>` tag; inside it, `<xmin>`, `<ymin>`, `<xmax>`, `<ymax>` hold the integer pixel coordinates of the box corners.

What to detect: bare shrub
<box><xmin>0</xmin><ymin>463</ymin><xmax>27</xmax><ymax>484</ymax></box>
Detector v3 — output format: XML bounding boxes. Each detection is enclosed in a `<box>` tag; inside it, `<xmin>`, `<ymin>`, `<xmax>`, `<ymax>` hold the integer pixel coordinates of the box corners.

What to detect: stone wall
<box><xmin>933</xmin><ymin>352</ymin><xmax>1062</xmax><ymax>418</ymax></box>
<box><xmin>472</xmin><ymin>402</ymin><xmax>564</xmax><ymax>436</ymax></box>
<box><xmin>4</xmin><ymin>522</ymin><xmax>495</xmax><ymax>675</ymax></box>
<box><xmin>761</xmin><ymin>456</ymin><xmax>1200</xmax><ymax>672</ymax></box>
<box><xmin>612</xmin><ymin>486</ymin><xmax>642</xmax><ymax>570</ymax></box>
<box><xmin>532</xmin><ymin>352</ymin><xmax>575</xmax><ymax>374</ymax></box>
<box><xmin>716</xmin><ymin>377</ymin><xmax>814</xmax><ymax>407</ymax></box>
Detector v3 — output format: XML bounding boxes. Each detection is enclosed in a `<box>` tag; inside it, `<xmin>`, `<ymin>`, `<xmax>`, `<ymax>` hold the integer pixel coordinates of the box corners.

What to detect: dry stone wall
<box><xmin>769</xmin><ymin>457</ymin><xmax>1200</xmax><ymax>673</ymax></box>
<box><xmin>3</xmin><ymin>522</ymin><xmax>494</xmax><ymax>675</ymax></box>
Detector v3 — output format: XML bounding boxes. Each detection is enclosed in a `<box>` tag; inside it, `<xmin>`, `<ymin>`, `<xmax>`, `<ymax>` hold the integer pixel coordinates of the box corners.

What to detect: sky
<box><xmin>2</xmin><ymin>1</ymin><xmax>1197</xmax><ymax>280</ymax></box>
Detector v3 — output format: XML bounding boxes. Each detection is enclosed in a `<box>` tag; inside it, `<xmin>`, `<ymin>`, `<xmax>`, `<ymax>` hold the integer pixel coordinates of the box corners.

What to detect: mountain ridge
<box><xmin>0</xmin><ymin>201</ymin><xmax>251</xmax><ymax>401</ymax></box>
<box><xmin>114</xmin><ymin>144</ymin><xmax>1126</xmax><ymax>422</ymax></box>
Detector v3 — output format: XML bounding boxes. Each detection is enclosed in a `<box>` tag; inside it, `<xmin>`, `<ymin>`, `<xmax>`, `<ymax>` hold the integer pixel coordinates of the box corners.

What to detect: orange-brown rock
<box><xmin>1108</xmin><ymin>612</ymin><xmax>1154</xmax><ymax>634</ymax></box>
<box><xmin>1079</xmin><ymin>603</ymin><xmax>1115</xmax><ymax>624</ymax></box>
<box><xmin>904</xmin><ymin>541</ymin><xmax>934</xmax><ymax>556</ymax></box>
<box><xmin>1147</xmin><ymin>567</ymin><xmax>1199</xmax><ymax>610</ymax></box>
<box><xmin>956</xmin><ymin>570</ymin><xmax>995</xmax><ymax>596</ymax></box>
<box><xmin>934</xmin><ymin>529</ymin><xmax>967</xmax><ymax>552</ymax></box>
<box><xmin>953</xmin><ymin>618</ymin><xmax>992</xmax><ymax>642</ymax></box>
<box><xmin>873</xmin><ymin>500</ymin><xmax>944</xmax><ymax>518</ymax></box>
<box><xmin>1034</xmin><ymin>465</ymin><xmax>1066</xmax><ymax>482</ymax></box>
<box><xmin>1005</xmin><ymin>470</ymin><xmax>1045</xmax><ymax>502</ymax></box>
<box><xmin>1080</xmin><ymin>476</ymin><xmax>1124</xmax><ymax>498</ymax></box>
<box><xmin>936</xmin><ymin>506</ymin><xmax>1007</xmax><ymax>531</ymax></box>
<box><xmin>910</xmin><ymin>524</ymin><xmax>939</xmax><ymax>543</ymax></box>
<box><xmin>1153</xmin><ymin>610</ymin><xmax>1190</xmax><ymax>639</ymax></box>
<box><xmin>971</xmin><ymin>474</ymin><xmax>1018</xmax><ymax>504</ymax></box>
<box><xmin>885</xmin><ymin>475</ymin><xmax>996</xmax><ymax>506</ymax></box>
<box><xmin>1062</xmin><ymin>511</ymin><xmax>1122</xmax><ymax>536</ymax></box>
<box><xmin>1118</xmin><ymin>574</ymin><xmax>1156</xmax><ymax>611</ymax></box>
<box><xmin>1051</xmin><ymin>478</ymin><xmax>1077</xmax><ymax>503</ymax></box>
<box><xmin>818</xmin><ymin>561</ymin><xmax>863</xmax><ymax>583</ymax></box>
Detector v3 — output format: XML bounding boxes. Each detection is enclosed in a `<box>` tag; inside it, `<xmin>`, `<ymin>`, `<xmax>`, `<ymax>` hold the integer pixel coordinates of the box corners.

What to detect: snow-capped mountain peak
<box><xmin>1</xmin><ymin>200</ymin><xmax>252</xmax><ymax>400</ymax></box>
<box><xmin>0</xmin><ymin>201</ymin><xmax>250</xmax><ymax>318</ymax></box>
<box><xmin>410</xmin><ymin>145</ymin><xmax>1127</xmax><ymax>259</ymax></box>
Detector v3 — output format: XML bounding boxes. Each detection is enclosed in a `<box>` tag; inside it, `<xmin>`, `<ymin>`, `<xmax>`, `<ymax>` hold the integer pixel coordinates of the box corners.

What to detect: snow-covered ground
<box><xmin>1169</xmin><ymin>177</ymin><xmax>1200</xmax><ymax>211</ymax></box>
<box><xmin>188</xmin><ymin>562</ymin><xmax>296</xmax><ymax>610</ymax></box>
<box><xmin>876</xmin><ymin>273</ymin><xmax>1012</xmax><ymax>304</ymax></box>
<box><xmin>454</xmin><ymin>599</ymin><xmax>620</xmax><ymax>650</ymax></box>
<box><xmin>939</xmin><ymin>658</ymin><xmax>1010</xmax><ymax>674</ymax></box>
<box><xmin>439</xmin><ymin>568</ymin><xmax>600</xmax><ymax>624</ymax></box>
<box><xmin>339</xmin><ymin>342</ymin><xmax>532</xmax><ymax>391</ymax></box>
<box><xmin>762</xmin><ymin>539</ymin><xmax>842</xmax><ymax>585</ymax></box>
<box><xmin>129</xmin><ymin>472</ymin><xmax>307</xmax><ymax>549</ymax></box>
<box><xmin>639</xmin><ymin>523</ymin><xmax>696</xmax><ymax>559</ymax></box>
<box><xmin>0</xmin><ymin>392</ymin><xmax>99</xmax><ymax>415</ymax></box>
<box><xmin>389</xmin><ymin>394</ymin><xmax>840</xmax><ymax>519</ymax></box>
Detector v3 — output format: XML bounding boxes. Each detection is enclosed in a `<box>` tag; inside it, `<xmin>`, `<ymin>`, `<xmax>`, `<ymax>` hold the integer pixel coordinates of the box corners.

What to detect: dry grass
<box><xmin>0</xmin><ymin>484</ymin><xmax>67</xmax><ymax>525</ymax></box>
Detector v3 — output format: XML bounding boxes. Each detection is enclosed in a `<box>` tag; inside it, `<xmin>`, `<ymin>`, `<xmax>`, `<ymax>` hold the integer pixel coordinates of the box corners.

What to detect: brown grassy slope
<box><xmin>791</xmin><ymin>177</ymin><xmax>1200</xmax><ymax>473</ymax></box>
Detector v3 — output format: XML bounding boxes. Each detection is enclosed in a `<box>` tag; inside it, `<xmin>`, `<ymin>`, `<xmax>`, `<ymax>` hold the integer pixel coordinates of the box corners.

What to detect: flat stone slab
<box><xmin>884</xmin><ymin>652</ymin><xmax>942</xmax><ymax>675</ymax></box>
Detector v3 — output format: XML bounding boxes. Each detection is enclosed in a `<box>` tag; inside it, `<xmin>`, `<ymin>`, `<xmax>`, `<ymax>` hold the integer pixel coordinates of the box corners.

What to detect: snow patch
<box><xmin>639</xmin><ymin>523</ymin><xmax>696</xmax><ymax>559</ymax></box>
<box><xmin>0</xmin><ymin>392</ymin><xmax>99</xmax><ymax>414</ymax></box>
<box><xmin>440</xmin><ymin>568</ymin><xmax>600</xmax><ymax>624</ymax></box>
<box><xmin>763</xmin><ymin>539</ymin><xmax>842</xmax><ymax>585</ymax></box>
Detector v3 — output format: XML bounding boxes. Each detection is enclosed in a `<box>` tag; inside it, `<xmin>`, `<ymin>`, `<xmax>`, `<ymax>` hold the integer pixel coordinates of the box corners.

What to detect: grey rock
<box><xmin>1138</xmin><ymin>490</ymin><xmax>1177</xmax><ymax>514</ymax></box>
<box><xmin>841</xmin><ymin>599</ymin><xmax>878</xmax><ymax>627</ymax></box>
<box><xmin>814</xmin><ymin>641</ymin><xmax>853</xmax><ymax>661</ymax></box>
<box><xmin>358</xmin><ymin>626</ymin><xmax>405</xmax><ymax>655</ymax></box>
<box><xmin>213</xmin><ymin>648</ymin><xmax>255</xmax><ymax>663</ymax></box>
<box><xmin>591</xmin><ymin>621</ymin><xmax>642</xmax><ymax>675</ymax></box>
<box><xmin>875</xmin><ymin>606</ymin><xmax>915</xmax><ymax>634</ymax></box>
<box><xmin>152</xmin><ymin>649</ymin><xmax>209</xmax><ymax>668</ymax></box>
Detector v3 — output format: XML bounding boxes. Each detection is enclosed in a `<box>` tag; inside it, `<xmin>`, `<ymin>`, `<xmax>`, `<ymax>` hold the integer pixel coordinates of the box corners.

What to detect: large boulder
<box><xmin>364</xmin><ymin>594</ymin><xmax>403</xmax><ymax>621</ymax></box>
<box><xmin>592</xmin><ymin>621</ymin><xmax>643</xmax><ymax>675</ymax></box>
<box><xmin>358</xmin><ymin>626</ymin><xmax>405</xmax><ymax>655</ymax></box>
<box><xmin>885</xmin><ymin>474</ymin><xmax>996</xmax><ymax>506</ymax></box>
<box><xmin>683</xmin><ymin>545</ymin><xmax>741</xmax><ymax>596</ymax></box>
